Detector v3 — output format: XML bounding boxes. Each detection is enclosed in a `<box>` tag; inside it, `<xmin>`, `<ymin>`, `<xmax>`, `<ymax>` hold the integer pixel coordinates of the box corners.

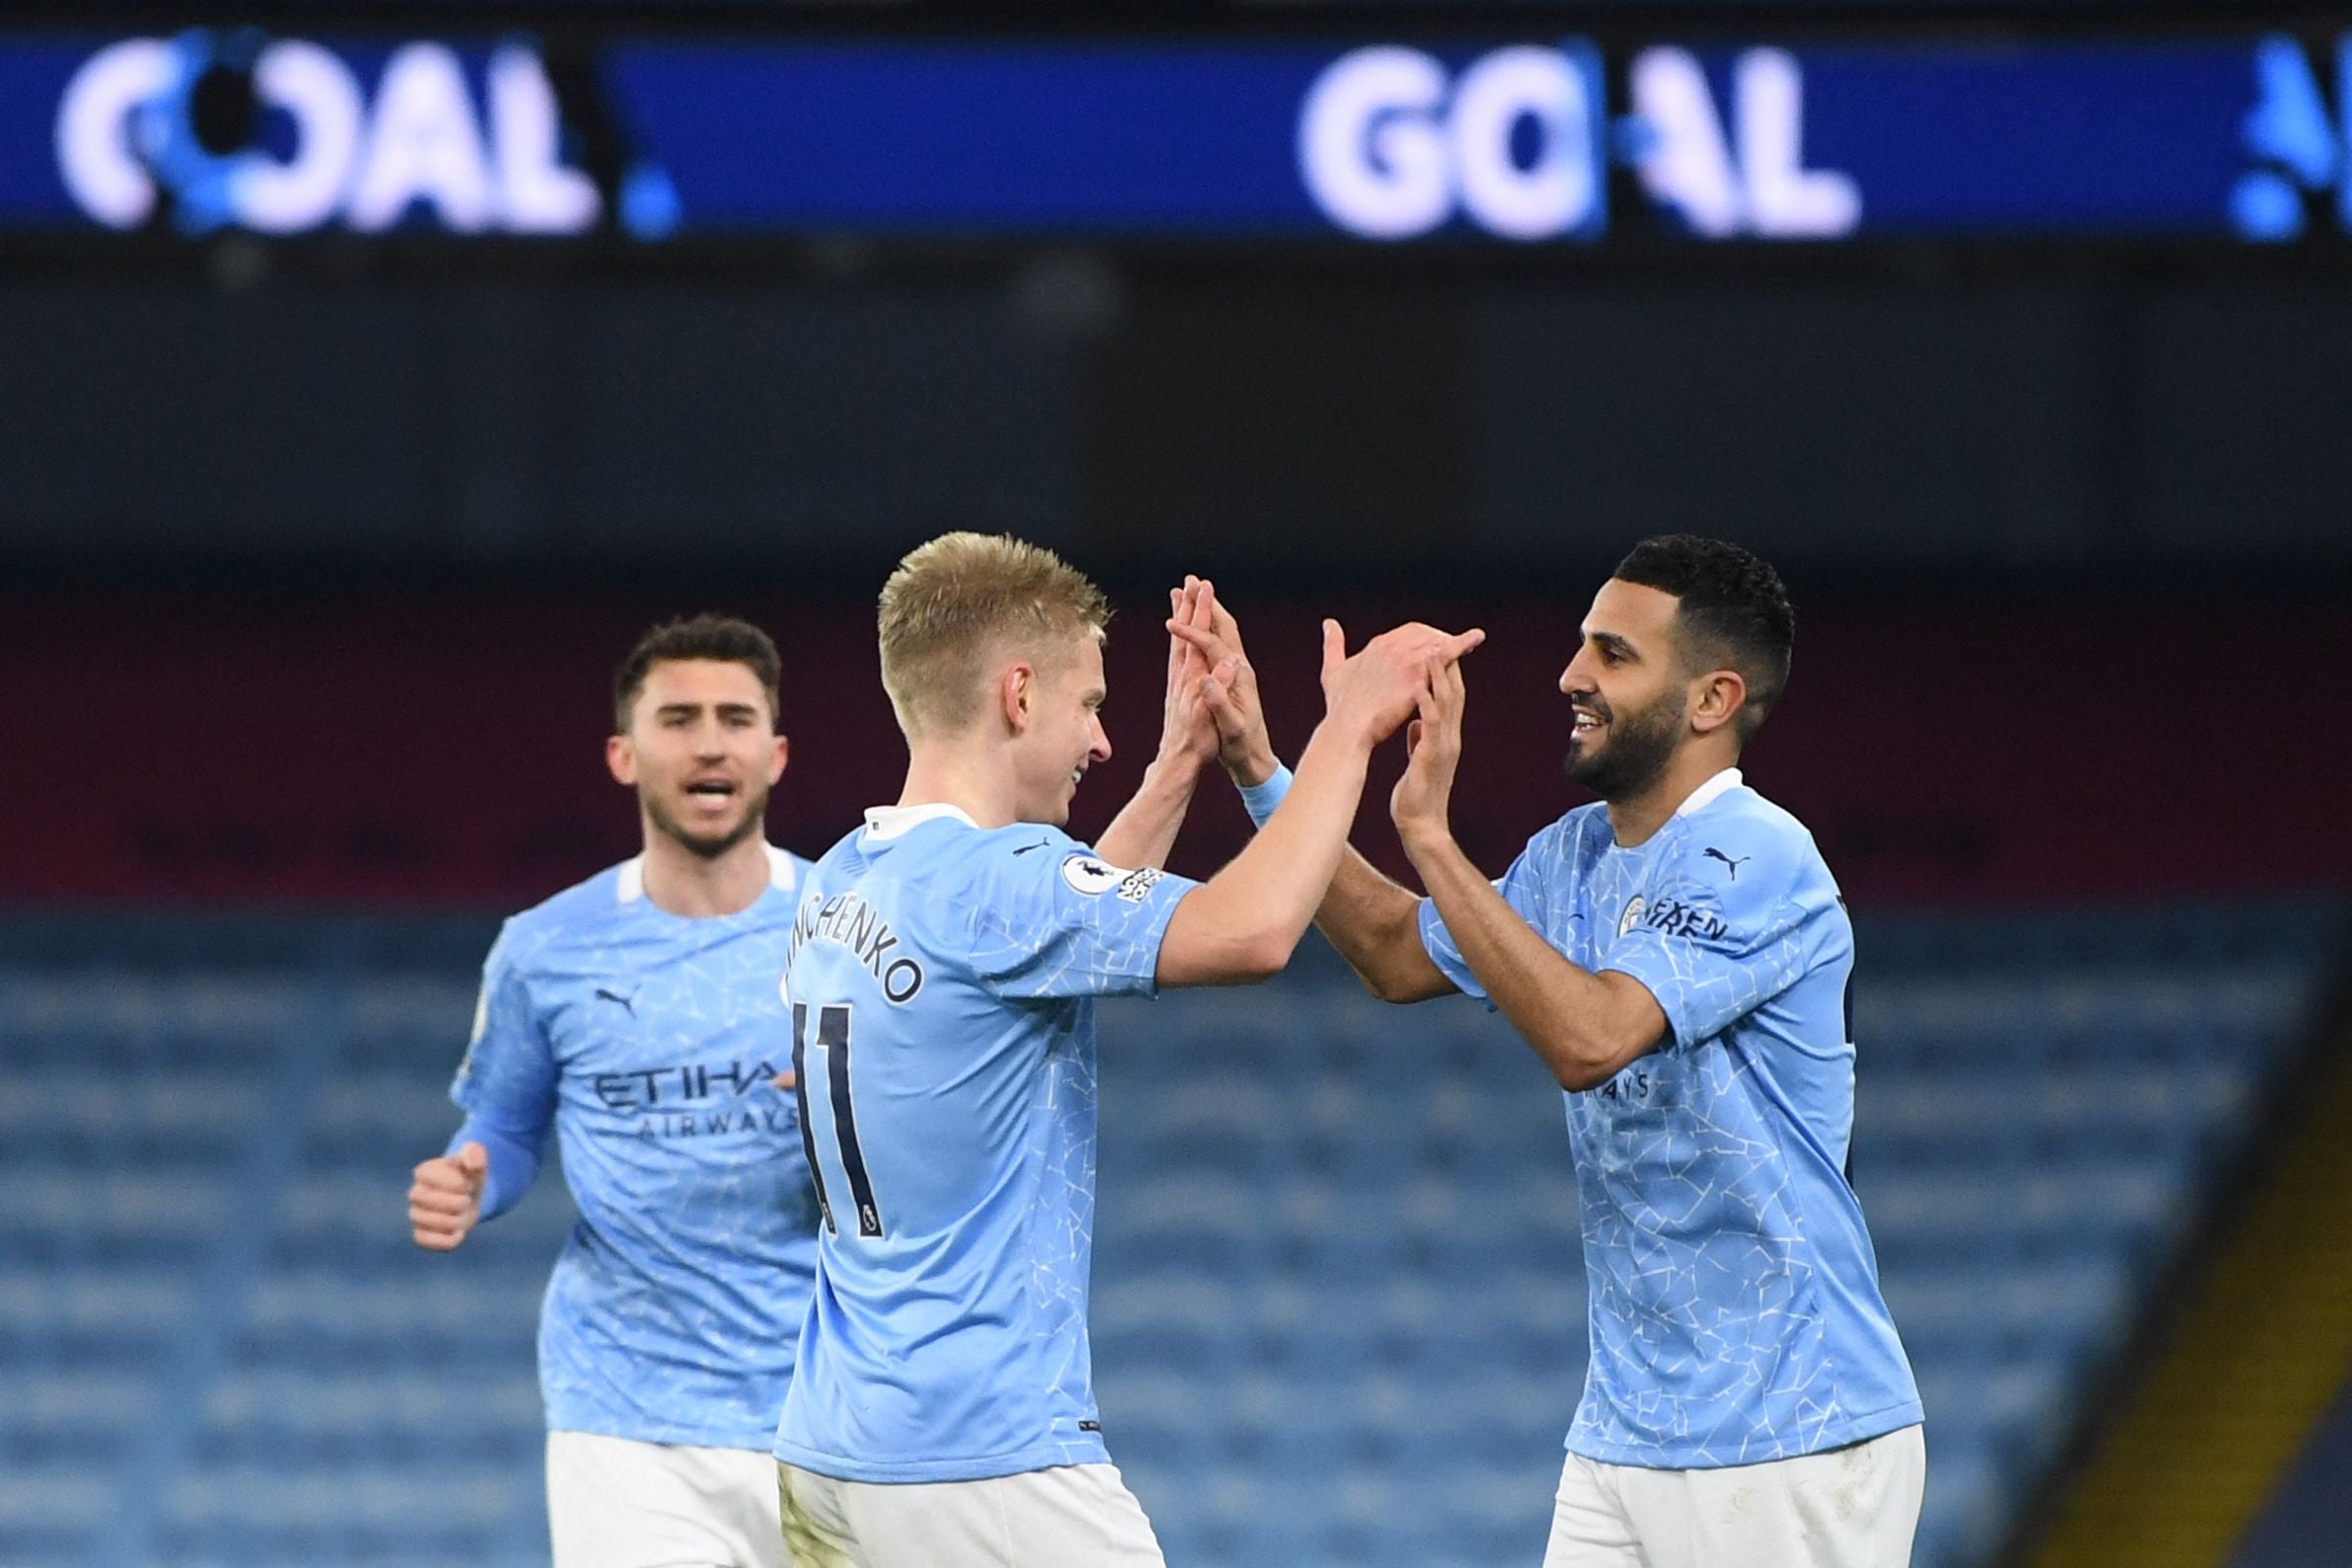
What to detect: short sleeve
<box><xmin>1418</xmin><ymin>837</ymin><xmax>1554</xmax><ymax>1002</ymax></box>
<box><xmin>1601</xmin><ymin>828</ymin><xmax>1824</xmax><ymax>1049</ymax></box>
<box><xmin>969</xmin><ymin>842</ymin><xmax>1201</xmax><ymax>1001</ymax></box>
<box><xmin>450</xmin><ymin>924</ymin><xmax>557</xmax><ymax>1136</ymax></box>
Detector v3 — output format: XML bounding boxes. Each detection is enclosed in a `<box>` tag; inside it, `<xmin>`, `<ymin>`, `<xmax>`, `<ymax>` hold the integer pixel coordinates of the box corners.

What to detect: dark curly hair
<box><xmin>612</xmin><ymin>614</ymin><xmax>782</xmax><ymax>733</ymax></box>
<box><xmin>1611</xmin><ymin>536</ymin><xmax>1794</xmax><ymax>741</ymax></box>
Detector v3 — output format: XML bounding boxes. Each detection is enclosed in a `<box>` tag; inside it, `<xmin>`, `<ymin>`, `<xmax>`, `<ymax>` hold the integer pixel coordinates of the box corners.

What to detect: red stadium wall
<box><xmin>4</xmin><ymin>588</ymin><xmax>2339</xmax><ymax>908</ymax></box>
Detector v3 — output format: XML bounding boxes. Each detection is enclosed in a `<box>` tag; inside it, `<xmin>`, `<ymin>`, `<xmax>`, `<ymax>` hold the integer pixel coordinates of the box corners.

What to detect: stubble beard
<box><xmin>644</xmin><ymin>779</ymin><xmax>770</xmax><ymax>861</ymax></box>
<box><xmin>1564</xmin><ymin>695</ymin><xmax>1685</xmax><ymax>803</ymax></box>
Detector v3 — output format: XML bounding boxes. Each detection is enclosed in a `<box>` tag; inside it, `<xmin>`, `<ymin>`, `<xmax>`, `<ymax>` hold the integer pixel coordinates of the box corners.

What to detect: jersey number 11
<box><xmin>791</xmin><ymin>1002</ymin><xmax>885</xmax><ymax>1238</ymax></box>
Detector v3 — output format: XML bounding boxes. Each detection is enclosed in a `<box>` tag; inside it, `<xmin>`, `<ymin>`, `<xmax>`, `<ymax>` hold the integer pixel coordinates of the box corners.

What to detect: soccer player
<box><xmin>406</xmin><ymin>615</ymin><xmax>822</xmax><ymax>1568</ymax></box>
<box><xmin>769</xmin><ymin>533</ymin><xmax>1480</xmax><ymax>1566</ymax></box>
<box><xmin>1173</xmin><ymin>539</ymin><xmax>1924</xmax><ymax>1568</ymax></box>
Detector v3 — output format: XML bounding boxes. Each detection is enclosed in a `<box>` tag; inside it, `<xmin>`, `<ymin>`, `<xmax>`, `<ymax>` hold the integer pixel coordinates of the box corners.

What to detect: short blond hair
<box><xmin>877</xmin><ymin>533</ymin><xmax>1112</xmax><ymax>736</ymax></box>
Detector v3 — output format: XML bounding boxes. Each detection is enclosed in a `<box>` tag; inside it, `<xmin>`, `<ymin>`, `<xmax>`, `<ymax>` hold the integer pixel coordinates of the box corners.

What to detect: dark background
<box><xmin>4</xmin><ymin>11</ymin><xmax>2350</xmax><ymax>1568</ymax></box>
<box><xmin>8</xmin><ymin>247</ymin><xmax>2346</xmax><ymax>911</ymax></box>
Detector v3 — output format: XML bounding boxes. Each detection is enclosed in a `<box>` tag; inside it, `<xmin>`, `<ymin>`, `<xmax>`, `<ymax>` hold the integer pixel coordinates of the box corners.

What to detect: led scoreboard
<box><xmin>6</xmin><ymin>28</ymin><xmax>2352</xmax><ymax>243</ymax></box>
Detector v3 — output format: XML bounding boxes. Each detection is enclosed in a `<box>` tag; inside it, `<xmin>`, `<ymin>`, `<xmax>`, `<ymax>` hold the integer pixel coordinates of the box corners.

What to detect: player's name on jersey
<box><xmin>791</xmin><ymin>891</ymin><xmax>926</xmax><ymax>1004</ymax></box>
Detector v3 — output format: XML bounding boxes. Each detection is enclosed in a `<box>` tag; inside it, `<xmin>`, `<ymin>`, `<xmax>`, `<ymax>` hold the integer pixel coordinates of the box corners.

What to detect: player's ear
<box><xmin>1688</xmin><ymin>669</ymin><xmax>1747</xmax><ymax>738</ymax></box>
<box><xmin>605</xmin><ymin>732</ymin><xmax>638</xmax><ymax>786</ymax></box>
<box><xmin>767</xmin><ymin>733</ymin><xmax>789</xmax><ymax>784</ymax></box>
<box><xmin>999</xmin><ymin>663</ymin><xmax>1035</xmax><ymax>737</ymax></box>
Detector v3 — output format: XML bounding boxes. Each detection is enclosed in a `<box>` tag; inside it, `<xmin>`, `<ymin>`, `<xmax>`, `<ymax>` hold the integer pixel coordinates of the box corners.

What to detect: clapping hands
<box><xmin>1166</xmin><ymin>581</ymin><xmax>1480</xmax><ymax>837</ymax></box>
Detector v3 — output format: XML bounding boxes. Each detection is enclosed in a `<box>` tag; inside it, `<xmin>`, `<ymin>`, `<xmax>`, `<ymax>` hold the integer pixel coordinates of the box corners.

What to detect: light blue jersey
<box><xmin>450</xmin><ymin>844</ymin><xmax>823</xmax><ymax>1450</ymax></box>
<box><xmin>771</xmin><ymin>805</ymin><xmax>1198</xmax><ymax>1484</ymax></box>
<box><xmin>1421</xmin><ymin>770</ymin><xmax>1921</xmax><ymax>1468</ymax></box>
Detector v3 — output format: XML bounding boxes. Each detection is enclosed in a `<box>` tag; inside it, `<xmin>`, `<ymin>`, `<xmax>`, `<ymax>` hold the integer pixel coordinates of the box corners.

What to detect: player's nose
<box><xmin>1089</xmin><ymin>718</ymin><xmax>1112</xmax><ymax>761</ymax></box>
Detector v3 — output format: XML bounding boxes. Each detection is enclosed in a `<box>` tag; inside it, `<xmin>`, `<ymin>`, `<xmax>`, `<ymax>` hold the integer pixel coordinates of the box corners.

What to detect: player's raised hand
<box><xmin>410</xmin><ymin>1141</ymin><xmax>489</xmax><ymax>1252</ymax></box>
<box><xmin>1164</xmin><ymin>583</ymin><xmax>1277</xmax><ymax>787</ymax></box>
<box><xmin>1392</xmin><ymin>652</ymin><xmax>1469</xmax><ymax>843</ymax></box>
<box><xmin>1151</xmin><ymin>577</ymin><xmax>1226</xmax><ymax>773</ymax></box>
<box><xmin>1321</xmin><ymin>619</ymin><xmax>1485</xmax><ymax>745</ymax></box>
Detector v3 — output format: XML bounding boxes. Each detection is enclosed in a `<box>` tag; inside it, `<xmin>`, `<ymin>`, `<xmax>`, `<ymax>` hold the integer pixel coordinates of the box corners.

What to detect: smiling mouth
<box><xmin>1571</xmin><ymin>710</ymin><xmax>1607</xmax><ymax>740</ymax></box>
<box><xmin>684</xmin><ymin>779</ymin><xmax>739</xmax><ymax>804</ymax></box>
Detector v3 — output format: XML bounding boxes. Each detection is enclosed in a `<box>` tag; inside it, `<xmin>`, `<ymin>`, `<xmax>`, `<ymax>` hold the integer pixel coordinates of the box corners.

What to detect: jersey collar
<box><xmin>616</xmin><ymin>842</ymin><xmax>797</xmax><ymax>903</ymax></box>
<box><xmin>862</xmin><ymin>803</ymin><xmax>980</xmax><ymax>841</ymax></box>
<box><xmin>1674</xmin><ymin>767</ymin><xmax>1745</xmax><ymax>820</ymax></box>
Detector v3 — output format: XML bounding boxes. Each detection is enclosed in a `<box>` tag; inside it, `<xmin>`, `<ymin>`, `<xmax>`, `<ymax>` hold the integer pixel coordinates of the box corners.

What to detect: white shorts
<box><xmin>1542</xmin><ymin>1424</ymin><xmax>1925</xmax><ymax>1568</ymax></box>
<box><xmin>774</xmin><ymin>1460</ymin><xmax>1166</xmax><ymax>1568</ymax></box>
<box><xmin>548</xmin><ymin>1429</ymin><xmax>792</xmax><ymax>1568</ymax></box>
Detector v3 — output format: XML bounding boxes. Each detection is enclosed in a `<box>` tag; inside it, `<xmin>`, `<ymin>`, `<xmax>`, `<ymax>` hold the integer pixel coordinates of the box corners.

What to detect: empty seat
<box><xmin>0</xmin><ymin>902</ymin><xmax>2340</xmax><ymax>1568</ymax></box>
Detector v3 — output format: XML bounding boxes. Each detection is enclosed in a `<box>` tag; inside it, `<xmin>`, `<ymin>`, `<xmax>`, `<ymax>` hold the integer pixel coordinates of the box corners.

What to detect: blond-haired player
<box><xmin>767</xmin><ymin>533</ymin><xmax>1480</xmax><ymax>1565</ymax></box>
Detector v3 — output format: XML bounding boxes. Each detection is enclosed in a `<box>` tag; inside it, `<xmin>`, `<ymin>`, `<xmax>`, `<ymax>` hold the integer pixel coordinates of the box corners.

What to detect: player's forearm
<box><xmin>1186</xmin><ymin>718</ymin><xmax>1376</xmax><ymax>974</ymax></box>
<box><xmin>1228</xmin><ymin>755</ymin><xmax>1449</xmax><ymax>1001</ymax></box>
<box><xmin>1095</xmin><ymin>753</ymin><xmax>1201</xmax><ymax>871</ymax></box>
<box><xmin>1312</xmin><ymin>848</ymin><xmax>1451</xmax><ymax>1003</ymax></box>
<box><xmin>1405</xmin><ymin>828</ymin><xmax>1664</xmax><ymax>1090</ymax></box>
<box><xmin>1219</xmin><ymin>727</ymin><xmax>1281</xmax><ymax>791</ymax></box>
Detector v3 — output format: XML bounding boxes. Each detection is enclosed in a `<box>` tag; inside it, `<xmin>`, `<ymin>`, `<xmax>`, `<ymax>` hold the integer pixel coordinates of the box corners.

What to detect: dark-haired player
<box><xmin>407</xmin><ymin>615</ymin><xmax>819</xmax><ymax>1568</ymax></box>
<box><xmin>1176</xmin><ymin>539</ymin><xmax>1923</xmax><ymax>1568</ymax></box>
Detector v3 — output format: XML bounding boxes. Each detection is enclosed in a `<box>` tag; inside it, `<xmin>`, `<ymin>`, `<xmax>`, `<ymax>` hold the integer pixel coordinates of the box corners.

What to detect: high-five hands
<box><xmin>1156</xmin><ymin>577</ymin><xmax>1240</xmax><ymax>775</ymax></box>
<box><xmin>410</xmin><ymin>1141</ymin><xmax>489</xmax><ymax>1252</ymax></box>
<box><xmin>1320</xmin><ymin>620</ymin><xmax>1485</xmax><ymax>746</ymax></box>
<box><xmin>1163</xmin><ymin>582</ymin><xmax>1277</xmax><ymax>786</ymax></box>
<box><xmin>1392</xmin><ymin>653</ymin><xmax>1468</xmax><ymax>845</ymax></box>
<box><xmin>1167</xmin><ymin>586</ymin><xmax>1481</xmax><ymax>768</ymax></box>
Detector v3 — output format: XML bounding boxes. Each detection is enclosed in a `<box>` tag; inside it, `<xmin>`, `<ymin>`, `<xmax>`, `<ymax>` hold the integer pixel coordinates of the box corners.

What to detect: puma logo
<box><xmin>594</xmin><ymin>987</ymin><xmax>637</xmax><ymax>1016</ymax></box>
<box><xmin>1701</xmin><ymin>847</ymin><xmax>1750</xmax><ymax>880</ymax></box>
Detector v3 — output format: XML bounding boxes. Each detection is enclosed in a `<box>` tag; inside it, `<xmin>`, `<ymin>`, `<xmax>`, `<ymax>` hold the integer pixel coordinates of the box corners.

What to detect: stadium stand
<box><xmin>2025</xmin><ymin>955</ymin><xmax>2352</xmax><ymax>1568</ymax></box>
<box><xmin>2227</xmin><ymin>1380</ymin><xmax>2352</xmax><ymax>1568</ymax></box>
<box><xmin>0</xmin><ymin>902</ymin><xmax>2338</xmax><ymax>1568</ymax></box>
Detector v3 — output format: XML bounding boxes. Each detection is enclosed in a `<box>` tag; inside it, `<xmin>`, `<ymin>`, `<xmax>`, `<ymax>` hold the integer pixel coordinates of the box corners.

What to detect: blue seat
<box><xmin>0</xmin><ymin>901</ymin><xmax>2341</xmax><ymax>1568</ymax></box>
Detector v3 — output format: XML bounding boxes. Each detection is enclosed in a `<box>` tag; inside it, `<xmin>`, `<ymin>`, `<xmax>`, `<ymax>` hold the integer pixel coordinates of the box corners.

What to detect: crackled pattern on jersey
<box><xmin>1421</xmin><ymin>784</ymin><xmax>1921</xmax><ymax>1468</ymax></box>
<box><xmin>1027</xmin><ymin>1004</ymin><xmax>1101</xmax><ymax>1426</ymax></box>
<box><xmin>774</xmin><ymin>818</ymin><xmax>1198</xmax><ymax>1485</ymax></box>
<box><xmin>453</xmin><ymin>850</ymin><xmax>822</xmax><ymax>1451</ymax></box>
